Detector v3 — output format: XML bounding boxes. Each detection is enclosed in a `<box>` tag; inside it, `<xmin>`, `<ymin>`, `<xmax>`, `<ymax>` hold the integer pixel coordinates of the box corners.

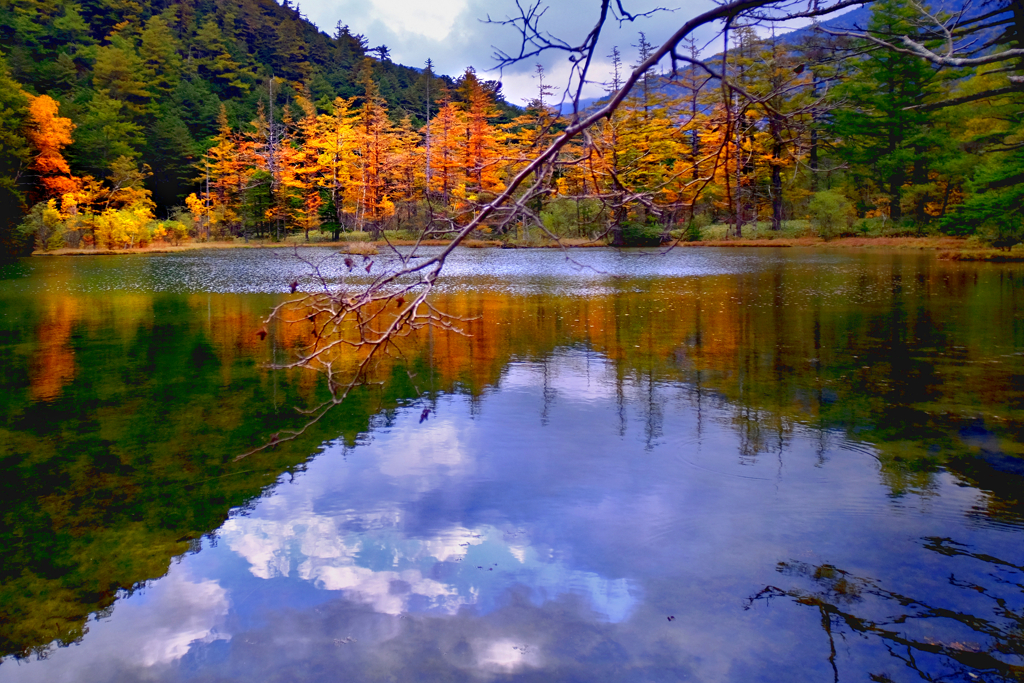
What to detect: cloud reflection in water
<box><xmin>3</xmin><ymin>350</ymin><xmax>1019</xmax><ymax>683</ymax></box>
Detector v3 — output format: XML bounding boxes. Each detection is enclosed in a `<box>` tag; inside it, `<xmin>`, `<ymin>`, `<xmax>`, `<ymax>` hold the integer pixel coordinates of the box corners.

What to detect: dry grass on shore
<box><xmin>33</xmin><ymin>234</ymin><xmax>1014</xmax><ymax>257</ymax></box>
<box><xmin>336</xmin><ymin>242</ymin><xmax>379</xmax><ymax>255</ymax></box>
<box><xmin>672</xmin><ymin>236</ymin><xmax>967</xmax><ymax>249</ymax></box>
<box><xmin>938</xmin><ymin>248</ymin><xmax>1024</xmax><ymax>262</ymax></box>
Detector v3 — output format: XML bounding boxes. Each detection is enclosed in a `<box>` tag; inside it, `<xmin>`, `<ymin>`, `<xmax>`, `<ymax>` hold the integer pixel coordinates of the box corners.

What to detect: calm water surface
<box><xmin>1</xmin><ymin>248</ymin><xmax>1022</xmax><ymax>682</ymax></box>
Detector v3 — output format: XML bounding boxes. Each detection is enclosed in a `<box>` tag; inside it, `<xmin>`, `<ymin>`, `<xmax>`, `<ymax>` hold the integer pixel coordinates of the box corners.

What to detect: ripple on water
<box><xmin>0</xmin><ymin>247</ymin><xmax>932</xmax><ymax>301</ymax></box>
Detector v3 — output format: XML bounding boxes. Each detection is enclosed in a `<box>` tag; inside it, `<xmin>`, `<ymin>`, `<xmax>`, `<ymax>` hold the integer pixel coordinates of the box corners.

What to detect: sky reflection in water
<box><xmin>1</xmin><ymin>249</ymin><xmax>1023</xmax><ymax>682</ymax></box>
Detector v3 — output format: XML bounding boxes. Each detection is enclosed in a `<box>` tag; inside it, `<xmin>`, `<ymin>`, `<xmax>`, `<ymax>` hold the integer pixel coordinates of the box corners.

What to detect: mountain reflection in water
<box><xmin>0</xmin><ymin>248</ymin><xmax>1022</xmax><ymax>682</ymax></box>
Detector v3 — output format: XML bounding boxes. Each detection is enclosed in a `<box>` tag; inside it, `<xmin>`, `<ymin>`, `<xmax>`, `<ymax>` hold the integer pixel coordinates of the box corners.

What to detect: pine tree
<box><xmin>829</xmin><ymin>0</ymin><xmax>949</xmax><ymax>222</ymax></box>
<box><xmin>139</xmin><ymin>12</ymin><xmax>182</xmax><ymax>98</ymax></box>
<box><xmin>249</xmin><ymin>78</ymin><xmax>292</xmax><ymax>240</ymax></box>
<box><xmin>93</xmin><ymin>34</ymin><xmax>151</xmax><ymax>118</ymax></box>
<box><xmin>191</xmin><ymin>17</ymin><xmax>252</xmax><ymax>97</ymax></box>
<box><xmin>69</xmin><ymin>92</ymin><xmax>143</xmax><ymax>175</ymax></box>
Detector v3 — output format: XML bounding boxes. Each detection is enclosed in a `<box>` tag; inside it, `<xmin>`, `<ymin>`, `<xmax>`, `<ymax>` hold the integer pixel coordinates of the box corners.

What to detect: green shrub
<box><xmin>619</xmin><ymin>219</ymin><xmax>663</xmax><ymax>247</ymax></box>
<box><xmin>382</xmin><ymin>229</ymin><xmax>422</xmax><ymax>241</ymax></box>
<box><xmin>19</xmin><ymin>200</ymin><xmax>65</xmax><ymax>250</ymax></box>
<box><xmin>540</xmin><ymin>197</ymin><xmax>606</xmax><ymax>238</ymax></box>
<box><xmin>852</xmin><ymin>217</ymin><xmax>884</xmax><ymax>236</ymax></box>
<box><xmin>338</xmin><ymin>231</ymin><xmax>372</xmax><ymax>242</ymax></box>
<box><xmin>681</xmin><ymin>218</ymin><xmax>703</xmax><ymax>242</ymax></box>
<box><xmin>807</xmin><ymin>190</ymin><xmax>854</xmax><ymax>240</ymax></box>
<box><xmin>941</xmin><ymin>187</ymin><xmax>1024</xmax><ymax>249</ymax></box>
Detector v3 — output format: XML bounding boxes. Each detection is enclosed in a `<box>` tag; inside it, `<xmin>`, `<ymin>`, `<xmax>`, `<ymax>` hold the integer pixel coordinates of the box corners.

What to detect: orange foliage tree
<box><xmin>25</xmin><ymin>95</ymin><xmax>79</xmax><ymax>201</ymax></box>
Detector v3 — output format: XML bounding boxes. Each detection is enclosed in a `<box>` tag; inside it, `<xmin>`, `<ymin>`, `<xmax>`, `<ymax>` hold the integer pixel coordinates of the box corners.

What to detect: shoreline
<box><xmin>27</xmin><ymin>235</ymin><xmax>1024</xmax><ymax>260</ymax></box>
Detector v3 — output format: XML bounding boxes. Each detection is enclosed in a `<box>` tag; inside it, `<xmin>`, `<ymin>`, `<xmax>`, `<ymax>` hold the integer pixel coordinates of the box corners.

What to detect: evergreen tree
<box><xmin>92</xmin><ymin>34</ymin><xmax>151</xmax><ymax>118</ymax></box>
<box><xmin>0</xmin><ymin>52</ymin><xmax>31</xmax><ymax>255</ymax></box>
<box><xmin>68</xmin><ymin>92</ymin><xmax>143</xmax><ymax>175</ymax></box>
<box><xmin>829</xmin><ymin>0</ymin><xmax>950</xmax><ymax>222</ymax></box>
<box><xmin>139</xmin><ymin>13</ymin><xmax>182</xmax><ymax>98</ymax></box>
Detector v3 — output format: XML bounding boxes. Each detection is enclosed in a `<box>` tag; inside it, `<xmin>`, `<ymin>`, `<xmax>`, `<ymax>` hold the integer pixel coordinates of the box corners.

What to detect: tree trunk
<box><xmin>889</xmin><ymin>172</ymin><xmax>903</xmax><ymax>223</ymax></box>
<box><xmin>770</xmin><ymin>116</ymin><xmax>783</xmax><ymax>231</ymax></box>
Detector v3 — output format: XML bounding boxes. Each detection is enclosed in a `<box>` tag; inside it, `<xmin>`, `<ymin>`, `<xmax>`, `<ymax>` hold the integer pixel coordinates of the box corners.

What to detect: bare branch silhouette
<box><xmin>240</xmin><ymin>0</ymin><xmax>882</xmax><ymax>458</ymax></box>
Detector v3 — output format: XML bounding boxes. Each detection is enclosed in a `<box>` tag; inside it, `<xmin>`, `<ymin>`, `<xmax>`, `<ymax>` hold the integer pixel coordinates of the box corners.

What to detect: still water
<box><xmin>1</xmin><ymin>247</ymin><xmax>1022</xmax><ymax>682</ymax></box>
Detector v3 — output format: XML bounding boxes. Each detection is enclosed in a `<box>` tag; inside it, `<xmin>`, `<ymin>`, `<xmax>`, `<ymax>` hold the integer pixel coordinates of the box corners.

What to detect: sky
<box><xmin>299</xmin><ymin>0</ymin><xmax>739</xmax><ymax>105</ymax></box>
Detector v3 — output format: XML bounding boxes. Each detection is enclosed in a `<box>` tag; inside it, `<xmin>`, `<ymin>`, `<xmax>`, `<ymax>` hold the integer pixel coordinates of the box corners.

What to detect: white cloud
<box><xmin>474</xmin><ymin>637</ymin><xmax>544</xmax><ymax>672</ymax></box>
<box><xmin>368</xmin><ymin>0</ymin><xmax>468</xmax><ymax>41</ymax></box>
<box><xmin>376</xmin><ymin>420</ymin><xmax>474</xmax><ymax>491</ymax></box>
<box><xmin>219</xmin><ymin>512</ymin><xmax>484</xmax><ymax>614</ymax></box>
<box><xmin>302</xmin><ymin>0</ymin><xmax>727</xmax><ymax>102</ymax></box>
<box><xmin>305</xmin><ymin>564</ymin><xmax>465</xmax><ymax>615</ymax></box>
<box><xmin>132</xmin><ymin>573</ymin><xmax>230</xmax><ymax>666</ymax></box>
<box><xmin>220</xmin><ymin>506</ymin><xmax>638</xmax><ymax>624</ymax></box>
<box><xmin>0</xmin><ymin>568</ymin><xmax>229</xmax><ymax>683</ymax></box>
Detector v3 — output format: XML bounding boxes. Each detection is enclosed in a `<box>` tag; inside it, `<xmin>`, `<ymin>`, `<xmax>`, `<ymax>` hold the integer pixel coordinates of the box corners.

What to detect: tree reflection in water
<box><xmin>747</xmin><ymin>538</ymin><xmax>1024</xmax><ymax>682</ymax></box>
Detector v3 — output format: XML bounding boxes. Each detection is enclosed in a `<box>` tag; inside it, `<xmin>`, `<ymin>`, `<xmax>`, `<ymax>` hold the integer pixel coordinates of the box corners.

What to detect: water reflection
<box><xmin>1</xmin><ymin>249</ymin><xmax>1023</xmax><ymax>681</ymax></box>
<box><xmin>748</xmin><ymin>538</ymin><xmax>1024</xmax><ymax>682</ymax></box>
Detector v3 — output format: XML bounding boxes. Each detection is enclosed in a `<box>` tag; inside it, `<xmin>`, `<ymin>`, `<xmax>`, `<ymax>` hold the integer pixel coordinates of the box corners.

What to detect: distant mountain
<box><xmin>555</xmin><ymin>96</ymin><xmax>605</xmax><ymax>116</ymax></box>
<box><xmin>551</xmin><ymin>0</ymin><xmax>1002</xmax><ymax>118</ymax></box>
<box><xmin>783</xmin><ymin>0</ymin><xmax>1000</xmax><ymax>49</ymax></box>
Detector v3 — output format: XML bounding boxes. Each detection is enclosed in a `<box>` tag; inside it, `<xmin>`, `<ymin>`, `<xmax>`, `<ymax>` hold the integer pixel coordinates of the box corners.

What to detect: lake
<box><xmin>1</xmin><ymin>247</ymin><xmax>1022</xmax><ymax>682</ymax></box>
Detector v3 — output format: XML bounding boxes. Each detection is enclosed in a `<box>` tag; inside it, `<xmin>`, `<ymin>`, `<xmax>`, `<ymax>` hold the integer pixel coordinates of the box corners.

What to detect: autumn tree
<box><xmin>352</xmin><ymin>60</ymin><xmax>397</xmax><ymax>234</ymax></box>
<box><xmin>425</xmin><ymin>85</ymin><xmax>466</xmax><ymax>207</ymax></box>
<box><xmin>457</xmin><ymin>68</ymin><xmax>506</xmax><ymax>201</ymax></box>
<box><xmin>311</xmin><ymin>96</ymin><xmax>357</xmax><ymax>238</ymax></box>
<box><xmin>24</xmin><ymin>94</ymin><xmax>78</xmax><ymax>201</ymax></box>
<box><xmin>390</xmin><ymin>114</ymin><xmax>424</xmax><ymax>228</ymax></box>
<box><xmin>287</xmin><ymin>94</ymin><xmax>324</xmax><ymax>241</ymax></box>
<box><xmin>201</xmin><ymin>104</ymin><xmax>252</xmax><ymax>237</ymax></box>
<box><xmin>503</xmin><ymin>63</ymin><xmax>560</xmax><ymax>228</ymax></box>
<box><xmin>586</xmin><ymin>47</ymin><xmax>630</xmax><ymax>244</ymax></box>
<box><xmin>617</xmin><ymin>33</ymin><xmax>686</xmax><ymax>225</ymax></box>
<box><xmin>746</xmin><ymin>32</ymin><xmax>814</xmax><ymax>230</ymax></box>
